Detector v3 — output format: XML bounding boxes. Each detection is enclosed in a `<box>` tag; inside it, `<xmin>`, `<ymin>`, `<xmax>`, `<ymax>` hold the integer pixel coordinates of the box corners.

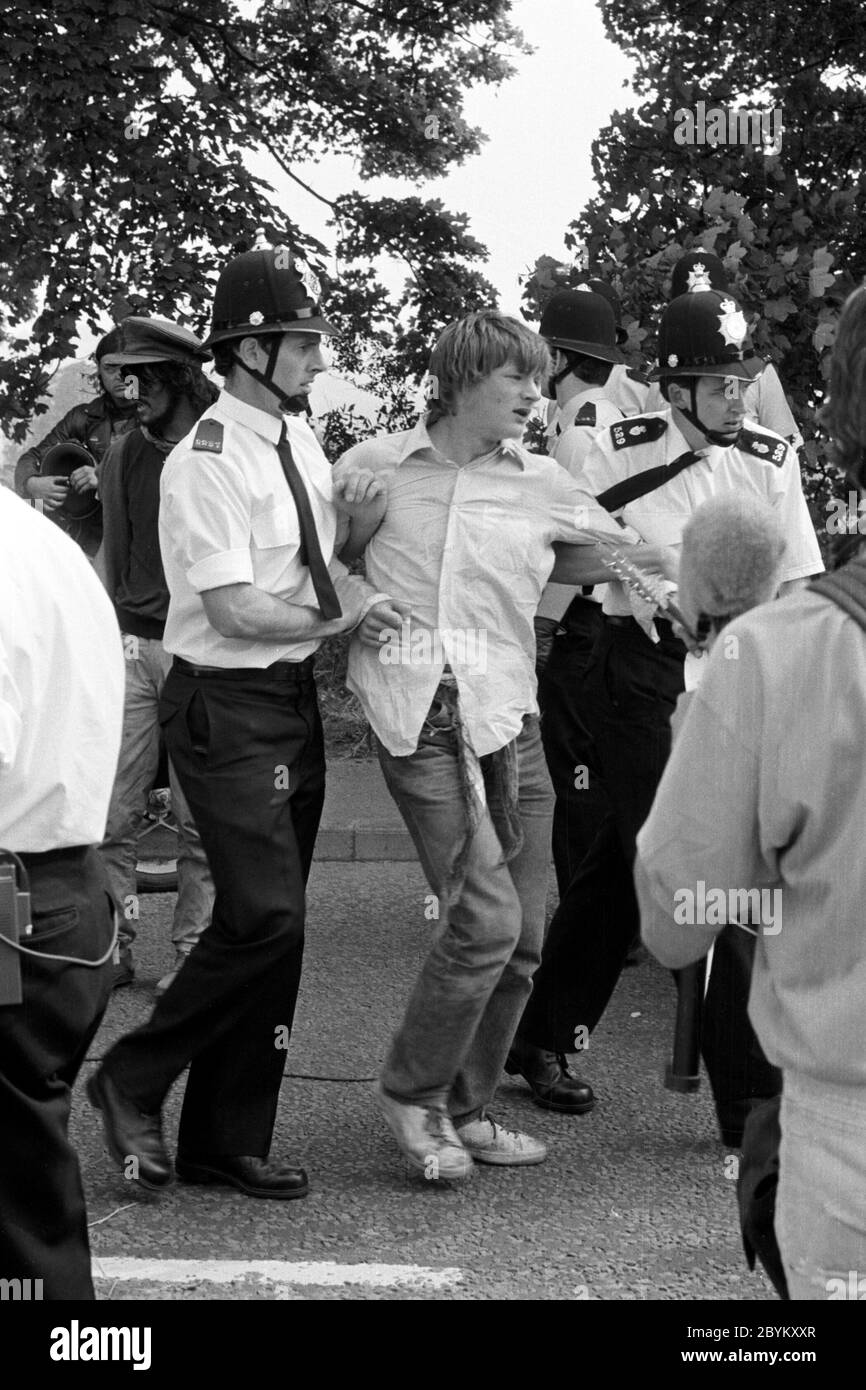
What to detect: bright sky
<box><xmin>63</xmin><ymin>1</ymin><xmax>636</xmax><ymax>361</ymax></box>
<box><xmin>248</xmin><ymin>0</ymin><xmax>637</xmax><ymax>317</ymax></box>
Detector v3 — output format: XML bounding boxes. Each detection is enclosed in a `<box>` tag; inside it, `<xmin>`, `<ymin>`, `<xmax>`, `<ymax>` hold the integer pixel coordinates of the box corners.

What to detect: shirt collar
<box><xmin>396</xmin><ymin>415</ymin><xmax>526</xmax><ymax>470</ymax></box>
<box><xmin>216</xmin><ymin>388</ymin><xmax>285</xmax><ymax>445</ymax></box>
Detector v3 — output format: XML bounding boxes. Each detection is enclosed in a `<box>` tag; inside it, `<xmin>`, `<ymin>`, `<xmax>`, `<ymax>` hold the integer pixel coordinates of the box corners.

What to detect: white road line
<box><xmin>92</xmin><ymin>1258</ymin><xmax>462</xmax><ymax>1290</ymax></box>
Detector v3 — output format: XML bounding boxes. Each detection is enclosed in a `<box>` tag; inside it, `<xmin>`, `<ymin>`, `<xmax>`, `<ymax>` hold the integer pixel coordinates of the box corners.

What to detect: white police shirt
<box><xmin>577</xmin><ymin>408</ymin><xmax>823</xmax><ymax>617</ymax></box>
<box><xmin>159</xmin><ymin>390</ymin><xmax>384</xmax><ymax>667</ymax></box>
<box><xmin>537</xmin><ymin>385</ymin><xmax>622</xmax><ymax>623</ymax></box>
<box><xmin>0</xmin><ymin>488</ymin><xmax>124</xmax><ymax>850</ymax></box>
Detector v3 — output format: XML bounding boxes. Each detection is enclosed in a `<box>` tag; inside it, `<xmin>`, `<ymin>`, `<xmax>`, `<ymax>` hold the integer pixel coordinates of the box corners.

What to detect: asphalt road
<box><xmin>76</xmin><ymin>861</ymin><xmax>777</xmax><ymax>1303</ymax></box>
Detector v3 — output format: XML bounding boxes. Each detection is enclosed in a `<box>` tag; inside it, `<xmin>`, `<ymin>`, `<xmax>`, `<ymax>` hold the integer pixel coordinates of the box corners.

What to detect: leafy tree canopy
<box><xmin>522</xmin><ymin>0</ymin><xmax>866</xmax><ymax>519</ymax></box>
<box><xmin>0</xmin><ymin>0</ymin><xmax>525</xmax><ymax>435</ymax></box>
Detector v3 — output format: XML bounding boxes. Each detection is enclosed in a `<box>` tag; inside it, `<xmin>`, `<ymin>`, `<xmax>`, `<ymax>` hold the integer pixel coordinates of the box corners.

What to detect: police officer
<box><xmin>513</xmin><ymin>290</ymin><xmax>632</xmax><ymax>1116</ymax></box>
<box><xmin>88</xmin><ymin>242</ymin><xmax>404</xmax><ymax>1199</ymax></box>
<box><xmin>535</xmin><ymin>291</ymin><xmax>623</xmax><ymax>895</ymax></box>
<box><xmin>577</xmin><ymin>278</ymin><xmax>653</xmax><ymax>418</ymax></box>
<box><xmin>510</xmin><ymin>290</ymin><xmax>823</xmax><ymax>1142</ymax></box>
<box><xmin>645</xmin><ymin>251</ymin><xmax>804</xmax><ymax>449</ymax></box>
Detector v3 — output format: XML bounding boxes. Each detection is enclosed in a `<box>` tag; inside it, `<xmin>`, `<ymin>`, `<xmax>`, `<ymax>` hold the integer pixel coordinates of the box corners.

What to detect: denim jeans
<box><xmin>377</xmin><ymin>705</ymin><xmax>554</xmax><ymax>1125</ymax></box>
<box><xmin>776</xmin><ymin>1072</ymin><xmax>866</xmax><ymax>1300</ymax></box>
<box><xmin>100</xmin><ymin>636</ymin><xmax>214</xmax><ymax>952</ymax></box>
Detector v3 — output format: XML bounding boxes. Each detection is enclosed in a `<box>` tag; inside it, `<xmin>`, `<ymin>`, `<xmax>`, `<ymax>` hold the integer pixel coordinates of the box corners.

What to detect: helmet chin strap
<box><xmin>676</xmin><ymin>379</ymin><xmax>742</xmax><ymax>448</ymax></box>
<box><xmin>232</xmin><ymin>337</ymin><xmax>310</xmax><ymax>415</ymax></box>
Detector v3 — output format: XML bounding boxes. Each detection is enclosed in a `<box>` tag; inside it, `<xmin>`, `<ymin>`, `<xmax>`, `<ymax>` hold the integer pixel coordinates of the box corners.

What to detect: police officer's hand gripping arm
<box><xmin>201</xmin><ymin>569</ymin><xmax>408</xmax><ymax>648</ymax></box>
<box><xmin>330</xmin><ymin>468</ymin><xmax>413</xmax><ymax>646</ymax></box>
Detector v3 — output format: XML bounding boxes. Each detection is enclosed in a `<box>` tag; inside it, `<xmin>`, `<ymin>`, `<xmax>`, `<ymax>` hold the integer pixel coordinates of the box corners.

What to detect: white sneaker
<box><xmin>456</xmin><ymin>1115</ymin><xmax>547</xmax><ymax>1166</ymax></box>
<box><xmin>375</xmin><ymin>1083</ymin><xmax>475</xmax><ymax>1181</ymax></box>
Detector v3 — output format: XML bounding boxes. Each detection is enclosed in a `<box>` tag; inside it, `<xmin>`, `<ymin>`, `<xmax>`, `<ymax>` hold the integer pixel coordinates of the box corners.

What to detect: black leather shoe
<box><xmin>175</xmin><ymin>1154</ymin><xmax>309</xmax><ymax>1200</ymax></box>
<box><xmin>86</xmin><ymin>1067</ymin><xmax>173</xmax><ymax>1190</ymax></box>
<box><xmin>505</xmin><ymin>1039</ymin><xmax>595</xmax><ymax>1114</ymax></box>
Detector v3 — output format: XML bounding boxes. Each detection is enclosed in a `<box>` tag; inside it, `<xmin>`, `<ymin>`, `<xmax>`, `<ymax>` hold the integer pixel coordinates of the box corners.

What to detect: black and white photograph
<box><xmin>0</xmin><ymin>0</ymin><xmax>861</xmax><ymax>1351</ymax></box>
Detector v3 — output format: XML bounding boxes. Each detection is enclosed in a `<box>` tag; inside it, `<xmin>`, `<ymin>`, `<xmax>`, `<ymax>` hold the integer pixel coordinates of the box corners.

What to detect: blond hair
<box><xmin>427</xmin><ymin>311</ymin><xmax>551</xmax><ymax>423</ymax></box>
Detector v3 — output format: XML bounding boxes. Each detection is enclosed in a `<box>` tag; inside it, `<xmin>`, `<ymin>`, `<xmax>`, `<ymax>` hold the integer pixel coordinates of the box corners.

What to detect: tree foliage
<box><xmin>522</xmin><ymin>0</ymin><xmax>866</xmax><ymax>526</ymax></box>
<box><xmin>0</xmin><ymin>0</ymin><xmax>523</xmax><ymax>435</ymax></box>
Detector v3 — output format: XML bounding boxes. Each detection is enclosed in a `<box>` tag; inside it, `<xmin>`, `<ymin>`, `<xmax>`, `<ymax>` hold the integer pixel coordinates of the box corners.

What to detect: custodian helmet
<box><xmin>204</xmin><ymin>238</ymin><xmax>337</xmax><ymax>411</ymax></box>
<box><xmin>204</xmin><ymin>243</ymin><xmax>337</xmax><ymax>348</ymax></box>
<box><xmin>539</xmin><ymin>290</ymin><xmax>624</xmax><ymax>364</ymax></box>
<box><xmin>650</xmin><ymin>291</ymin><xmax>760</xmax><ymax>381</ymax></box>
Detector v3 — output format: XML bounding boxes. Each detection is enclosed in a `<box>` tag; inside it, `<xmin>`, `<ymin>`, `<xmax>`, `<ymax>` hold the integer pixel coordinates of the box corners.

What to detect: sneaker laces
<box><xmin>424</xmin><ymin>1107</ymin><xmax>461</xmax><ymax>1148</ymax></box>
<box><xmin>476</xmin><ymin>1114</ymin><xmax>526</xmax><ymax>1148</ymax></box>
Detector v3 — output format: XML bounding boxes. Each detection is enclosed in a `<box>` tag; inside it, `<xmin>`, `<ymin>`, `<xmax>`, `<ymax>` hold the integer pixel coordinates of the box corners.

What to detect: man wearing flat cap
<box><xmin>97</xmin><ymin>316</ymin><xmax>217</xmax><ymax>993</ymax></box>
<box><xmin>89</xmin><ymin>243</ymin><xmax>404</xmax><ymax>1200</ymax></box>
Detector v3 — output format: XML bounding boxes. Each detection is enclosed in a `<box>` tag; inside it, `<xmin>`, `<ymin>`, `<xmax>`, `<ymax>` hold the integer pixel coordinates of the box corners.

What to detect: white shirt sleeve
<box><xmin>161</xmin><ymin>451</ymin><xmax>256</xmax><ymax>593</ymax></box>
<box><xmin>549</xmin><ymin>468</ymin><xmax>640</xmax><ymax>546</ymax></box>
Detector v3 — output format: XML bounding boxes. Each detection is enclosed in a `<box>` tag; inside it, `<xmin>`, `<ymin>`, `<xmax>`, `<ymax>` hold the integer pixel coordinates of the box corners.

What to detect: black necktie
<box><xmin>596</xmin><ymin>451</ymin><xmax>702</xmax><ymax>514</ymax></box>
<box><xmin>276</xmin><ymin>424</ymin><xmax>342</xmax><ymax>619</ymax></box>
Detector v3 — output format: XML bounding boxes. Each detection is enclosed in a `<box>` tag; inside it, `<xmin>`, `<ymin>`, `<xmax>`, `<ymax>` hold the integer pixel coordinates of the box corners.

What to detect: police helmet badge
<box><xmin>717</xmin><ymin>298</ymin><xmax>748</xmax><ymax>347</ymax></box>
<box><xmin>686</xmin><ymin>261</ymin><xmax>713</xmax><ymax>293</ymax></box>
<box><xmin>296</xmin><ymin>261</ymin><xmax>322</xmax><ymax>303</ymax></box>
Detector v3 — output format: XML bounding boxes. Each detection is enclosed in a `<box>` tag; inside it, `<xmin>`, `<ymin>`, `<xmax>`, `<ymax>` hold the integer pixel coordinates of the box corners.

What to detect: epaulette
<box><xmin>192</xmin><ymin>418</ymin><xmax>224</xmax><ymax>453</ymax></box>
<box><xmin>574</xmin><ymin>402</ymin><xmax>597</xmax><ymax>427</ymax></box>
<box><xmin>610</xmin><ymin>416</ymin><xmax>668</xmax><ymax>450</ymax></box>
<box><xmin>737</xmin><ymin>428</ymin><xmax>787</xmax><ymax>467</ymax></box>
<box><xmin>625</xmin><ymin>367</ymin><xmax>650</xmax><ymax>385</ymax></box>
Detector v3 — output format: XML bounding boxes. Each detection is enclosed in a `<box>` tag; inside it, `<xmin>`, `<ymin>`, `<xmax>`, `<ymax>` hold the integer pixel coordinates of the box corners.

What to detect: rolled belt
<box><xmin>173</xmin><ymin>655</ymin><xmax>315</xmax><ymax>682</ymax></box>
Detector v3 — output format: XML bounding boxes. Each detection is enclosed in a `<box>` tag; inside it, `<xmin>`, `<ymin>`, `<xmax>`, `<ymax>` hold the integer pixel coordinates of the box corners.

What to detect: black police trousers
<box><xmin>537</xmin><ymin>599</ymin><xmax>609</xmax><ymax>896</ymax></box>
<box><xmin>105</xmin><ymin>660</ymin><xmax>325</xmax><ymax>1157</ymax></box>
<box><xmin>519</xmin><ymin>618</ymin><xmax>781</xmax><ymax>1142</ymax></box>
<box><xmin>0</xmin><ymin>847</ymin><xmax>114</xmax><ymax>1299</ymax></box>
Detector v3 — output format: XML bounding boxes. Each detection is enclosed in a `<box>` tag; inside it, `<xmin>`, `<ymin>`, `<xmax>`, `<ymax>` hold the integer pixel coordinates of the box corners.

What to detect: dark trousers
<box><xmin>105</xmin><ymin>661</ymin><xmax>325</xmax><ymax>1156</ymax></box>
<box><xmin>537</xmin><ymin>600</ymin><xmax>610</xmax><ymax>896</ymax></box>
<box><xmin>0</xmin><ymin>847</ymin><xmax>114</xmax><ymax>1300</ymax></box>
<box><xmin>519</xmin><ymin>620</ymin><xmax>780</xmax><ymax>1139</ymax></box>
